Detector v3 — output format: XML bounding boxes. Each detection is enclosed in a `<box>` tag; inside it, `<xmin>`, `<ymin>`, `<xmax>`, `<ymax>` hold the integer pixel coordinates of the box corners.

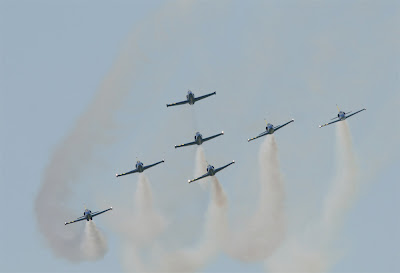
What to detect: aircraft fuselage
<box><xmin>206</xmin><ymin>165</ymin><xmax>216</xmax><ymax>176</ymax></box>
<box><xmin>187</xmin><ymin>91</ymin><xmax>195</xmax><ymax>105</ymax></box>
<box><xmin>266</xmin><ymin>123</ymin><xmax>274</xmax><ymax>134</ymax></box>
<box><xmin>83</xmin><ymin>210</ymin><xmax>93</xmax><ymax>221</ymax></box>
<box><xmin>338</xmin><ymin>111</ymin><xmax>346</xmax><ymax>120</ymax></box>
<box><xmin>135</xmin><ymin>161</ymin><xmax>144</xmax><ymax>173</ymax></box>
<box><xmin>194</xmin><ymin>132</ymin><xmax>203</xmax><ymax>145</ymax></box>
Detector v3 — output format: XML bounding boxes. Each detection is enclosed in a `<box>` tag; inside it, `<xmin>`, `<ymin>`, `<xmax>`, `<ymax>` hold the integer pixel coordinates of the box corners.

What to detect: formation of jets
<box><xmin>65</xmin><ymin>90</ymin><xmax>366</xmax><ymax>225</ymax></box>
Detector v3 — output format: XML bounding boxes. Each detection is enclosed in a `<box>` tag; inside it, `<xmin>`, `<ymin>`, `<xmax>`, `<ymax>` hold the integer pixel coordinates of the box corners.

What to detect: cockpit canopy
<box><xmin>136</xmin><ymin>161</ymin><xmax>143</xmax><ymax>168</ymax></box>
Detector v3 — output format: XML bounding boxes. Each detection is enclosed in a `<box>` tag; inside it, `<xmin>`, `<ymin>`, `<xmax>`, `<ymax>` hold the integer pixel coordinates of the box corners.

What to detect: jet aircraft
<box><xmin>64</xmin><ymin>207</ymin><xmax>112</xmax><ymax>225</ymax></box>
<box><xmin>166</xmin><ymin>90</ymin><xmax>216</xmax><ymax>107</ymax></box>
<box><xmin>248</xmin><ymin>119</ymin><xmax>294</xmax><ymax>142</ymax></box>
<box><xmin>116</xmin><ymin>159</ymin><xmax>164</xmax><ymax>177</ymax></box>
<box><xmin>319</xmin><ymin>105</ymin><xmax>366</xmax><ymax>128</ymax></box>
<box><xmin>175</xmin><ymin>131</ymin><xmax>224</xmax><ymax>149</ymax></box>
<box><xmin>188</xmin><ymin>160</ymin><xmax>235</xmax><ymax>183</ymax></box>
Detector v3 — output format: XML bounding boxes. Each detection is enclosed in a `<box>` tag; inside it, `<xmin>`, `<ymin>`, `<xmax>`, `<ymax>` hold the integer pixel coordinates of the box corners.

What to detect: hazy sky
<box><xmin>1</xmin><ymin>1</ymin><xmax>399</xmax><ymax>272</ymax></box>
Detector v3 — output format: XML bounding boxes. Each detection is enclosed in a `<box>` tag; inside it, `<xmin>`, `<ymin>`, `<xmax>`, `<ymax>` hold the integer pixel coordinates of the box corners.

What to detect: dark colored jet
<box><xmin>188</xmin><ymin>160</ymin><xmax>235</xmax><ymax>183</ymax></box>
<box><xmin>116</xmin><ymin>159</ymin><xmax>164</xmax><ymax>177</ymax></box>
<box><xmin>248</xmin><ymin>119</ymin><xmax>294</xmax><ymax>142</ymax></box>
<box><xmin>166</xmin><ymin>90</ymin><xmax>216</xmax><ymax>107</ymax></box>
<box><xmin>175</xmin><ymin>131</ymin><xmax>224</xmax><ymax>149</ymax></box>
<box><xmin>319</xmin><ymin>105</ymin><xmax>366</xmax><ymax>128</ymax></box>
<box><xmin>65</xmin><ymin>207</ymin><xmax>112</xmax><ymax>225</ymax></box>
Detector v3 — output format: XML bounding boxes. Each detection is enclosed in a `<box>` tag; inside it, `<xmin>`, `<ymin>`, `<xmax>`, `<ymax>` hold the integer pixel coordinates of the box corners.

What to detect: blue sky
<box><xmin>1</xmin><ymin>1</ymin><xmax>399</xmax><ymax>272</ymax></box>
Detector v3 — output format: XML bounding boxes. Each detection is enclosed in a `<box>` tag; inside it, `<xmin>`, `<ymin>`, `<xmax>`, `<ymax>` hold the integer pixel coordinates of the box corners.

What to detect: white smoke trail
<box><xmin>80</xmin><ymin>221</ymin><xmax>108</xmax><ymax>261</ymax></box>
<box><xmin>34</xmin><ymin>1</ymin><xmax>196</xmax><ymax>262</ymax></box>
<box><xmin>266</xmin><ymin>121</ymin><xmax>360</xmax><ymax>272</ymax></box>
<box><xmin>223</xmin><ymin>135</ymin><xmax>286</xmax><ymax>262</ymax></box>
<box><xmin>153</xmin><ymin>176</ymin><xmax>228</xmax><ymax>273</ymax></box>
<box><xmin>119</xmin><ymin>174</ymin><xmax>166</xmax><ymax>272</ymax></box>
<box><xmin>121</xmin><ymin>148</ymin><xmax>228</xmax><ymax>272</ymax></box>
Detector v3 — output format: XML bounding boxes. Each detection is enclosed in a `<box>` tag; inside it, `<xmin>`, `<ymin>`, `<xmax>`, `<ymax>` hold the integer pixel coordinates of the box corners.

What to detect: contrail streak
<box><xmin>266</xmin><ymin>121</ymin><xmax>360</xmax><ymax>272</ymax></box>
<box><xmin>223</xmin><ymin>135</ymin><xmax>286</xmax><ymax>262</ymax></box>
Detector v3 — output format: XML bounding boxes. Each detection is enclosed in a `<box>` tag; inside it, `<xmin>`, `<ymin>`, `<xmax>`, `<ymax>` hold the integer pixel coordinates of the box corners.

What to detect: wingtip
<box><xmin>110</xmin><ymin>207</ymin><xmax>113</xmax><ymax>210</ymax></box>
<box><xmin>291</xmin><ymin>118</ymin><xmax>295</xmax><ymax>122</ymax></box>
<box><xmin>247</xmin><ymin>139</ymin><xmax>250</xmax><ymax>142</ymax></box>
<box><xmin>162</xmin><ymin>159</ymin><xmax>165</xmax><ymax>162</ymax></box>
<box><xmin>318</xmin><ymin>125</ymin><xmax>322</xmax><ymax>128</ymax></box>
<box><xmin>115</xmin><ymin>174</ymin><xmax>119</xmax><ymax>177</ymax></box>
<box><xmin>232</xmin><ymin>160</ymin><xmax>235</xmax><ymax>163</ymax></box>
<box><xmin>64</xmin><ymin>222</ymin><xmax>67</xmax><ymax>225</ymax></box>
<box><xmin>221</xmin><ymin>131</ymin><xmax>224</xmax><ymax>134</ymax></box>
<box><xmin>188</xmin><ymin>180</ymin><xmax>191</xmax><ymax>183</ymax></box>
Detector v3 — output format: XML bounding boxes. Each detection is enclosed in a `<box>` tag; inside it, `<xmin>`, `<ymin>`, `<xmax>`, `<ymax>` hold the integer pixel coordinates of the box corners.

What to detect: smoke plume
<box><xmin>33</xmin><ymin>39</ymin><xmax>142</xmax><ymax>260</ymax></box>
<box><xmin>266</xmin><ymin>121</ymin><xmax>360</xmax><ymax>272</ymax></box>
<box><xmin>221</xmin><ymin>135</ymin><xmax>285</xmax><ymax>262</ymax></box>
<box><xmin>154</xmin><ymin>176</ymin><xmax>228</xmax><ymax>272</ymax></box>
<box><xmin>121</xmin><ymin>148</ymin><xmax>228</xmax><ymax>272</ymax></box>
<box><xmin>80</xmin><ymin>221</ymin><xmax>108</xmax><ymax>261</ymax></box>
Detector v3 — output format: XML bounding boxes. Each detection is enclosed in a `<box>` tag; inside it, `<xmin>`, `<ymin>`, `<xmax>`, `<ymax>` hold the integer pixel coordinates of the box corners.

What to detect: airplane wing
<box><xmin>116</xmin><ymin>168</ymin><xmax>139</xmax><ymax>177</ymax></box>
<box><xmin>345</xmin><ymin>108</ymin><xmax>366</xmax><ymax>119</ymax></box>
<box><xmin>194</xmin><ymin>91</ymin><xmax>216</xmax><ymax>102</ymax></box>
<box><xmin>248</xmin><ymin>131</ymin><xmax>269</xmax><ymax>142</ymax></box>
<box><xmin>65</xmin><ymin>216</ymin><xmax>86</xmax><ymax>225</ymax></box>
<box><xmin>142</xmin><ymin>160</ymin><xmax>165</xmax><ymax>171</ymax></box>
<box><xmin>273</xmin><ymin>119</ymin><xmax>294</xmax><ymax>131</ymax></box>
<box><xmin>202</xmin><ymin>132</ymin><xmax>224</xmax><ymax>142</ymax></box>
<box><xmin>166</xmin><ymin>100</ymin><xmax>188</xmax><ymax>107</ymax></box>
<box><xmin>188</xmin><ymin>173</ymin><xmax>211</xmax><ymax>183</ymax></box>
<box><xmin>91</xmin><ymin>207</ymin><xmax>113</xmax><ymax>218</ymax></box>
<box><xmin>175</xmin><ymin>141</ymin><xmax>197</xmax><ymax>149</ymax></box>
<box><xmin>214</xmin><ymin>161</ymin><xmax>235</xmax><ymax>174</ymax></box>
<box><xmin>319</xmin><ymin>119</ymin><xmax>341</xmax><ymax>128</ymax></box>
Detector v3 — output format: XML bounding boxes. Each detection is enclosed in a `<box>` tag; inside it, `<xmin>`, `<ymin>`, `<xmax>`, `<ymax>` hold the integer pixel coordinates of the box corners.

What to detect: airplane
<box><xmin>64</xmin><ymin>207</ymin><xmax>112</xmax><ymax>225</ymax></box>
<box><xmin>116</xmin><ymin>159</ymin><xmax>165</xmax><ymax>177</ymax></box>
<box><xmin>175</xmin><ymin>131</ymin><xmax>224</xmax><ymax>149</ymax></box>
<box><xmin>248</xmin><ymin>119</ymin><xmax>294</xmax><ymax>142</ymax></box>
<box><xmin>166</xmin><ymin>90</ymin><xmax>216</xmax><ymax>107</ymax></box>
<box><xmin>319</xmin><ymin>105</ymin><xmax>366</xmax><ymax>128</ymax></box>
<box><xmin>188</xmin><ymin>160</ymin><xmax>235</xmax><ymax>183</ymax></box>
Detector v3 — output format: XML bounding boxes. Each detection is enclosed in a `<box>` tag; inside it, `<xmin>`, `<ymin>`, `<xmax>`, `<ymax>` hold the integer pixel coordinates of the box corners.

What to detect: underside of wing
<box><xmin>188</xmin><ymin>173</ymin><xmax>210</xmax><ymax>183</ymax></box>
<box><xmin>175</xmin><ymin>141</ymin><xmax>197</xmax><ymax>148</ymax></box>
<box><xmin>166</xmin><ymin>100</ymin><xmax>188</xmax><ymax>107</ymax></box>
<box><xmin>345</xmin><ymin>108</ymin><xmax>366</xmax><ymax>119</ymax></box>
<box><xmin>65</xmin><ymin>216</ymin><xmax>86</xmax><ymax>225</ymax></box>
<box><xmin>91</xmin><ymin>207</ymin><xmax>112</xmax><ymax>217</ymax></box>
<box><xmin>273</xmin><ymin>119</ymin><xmax>294</xmax><ymax>132</ymax></box>
<box><xmin>202</xmin><ymin>132</ymin><xmax>224</xmax><ymax>142</ymax></box>
<box><xmin>248</xmin><ymin>131</ymin><xmax>268</xmax><ymax>142</ymax></box>
<box><xmin>319</xmin><ymin>119</ymin><xmax>341</xmax><ymax>128</ymax></box>
<box><xmin>116</xmin><ymin>168</ymin><xmax>138</xmax><ymax>177</ymax></box>
<box><xmin>214</xmin><ymin>161</ymin><xmax>235</xmax><ymax>174</ymax></box>
<box><xmin>142</xmin><ymin>160</ymin><xmax>164</xmax><ymax>171</ymax></box>
<box><xmin>194</xmin><ymin>91</ymin><xmax>216</xmax><ymax>102</ymax></box>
